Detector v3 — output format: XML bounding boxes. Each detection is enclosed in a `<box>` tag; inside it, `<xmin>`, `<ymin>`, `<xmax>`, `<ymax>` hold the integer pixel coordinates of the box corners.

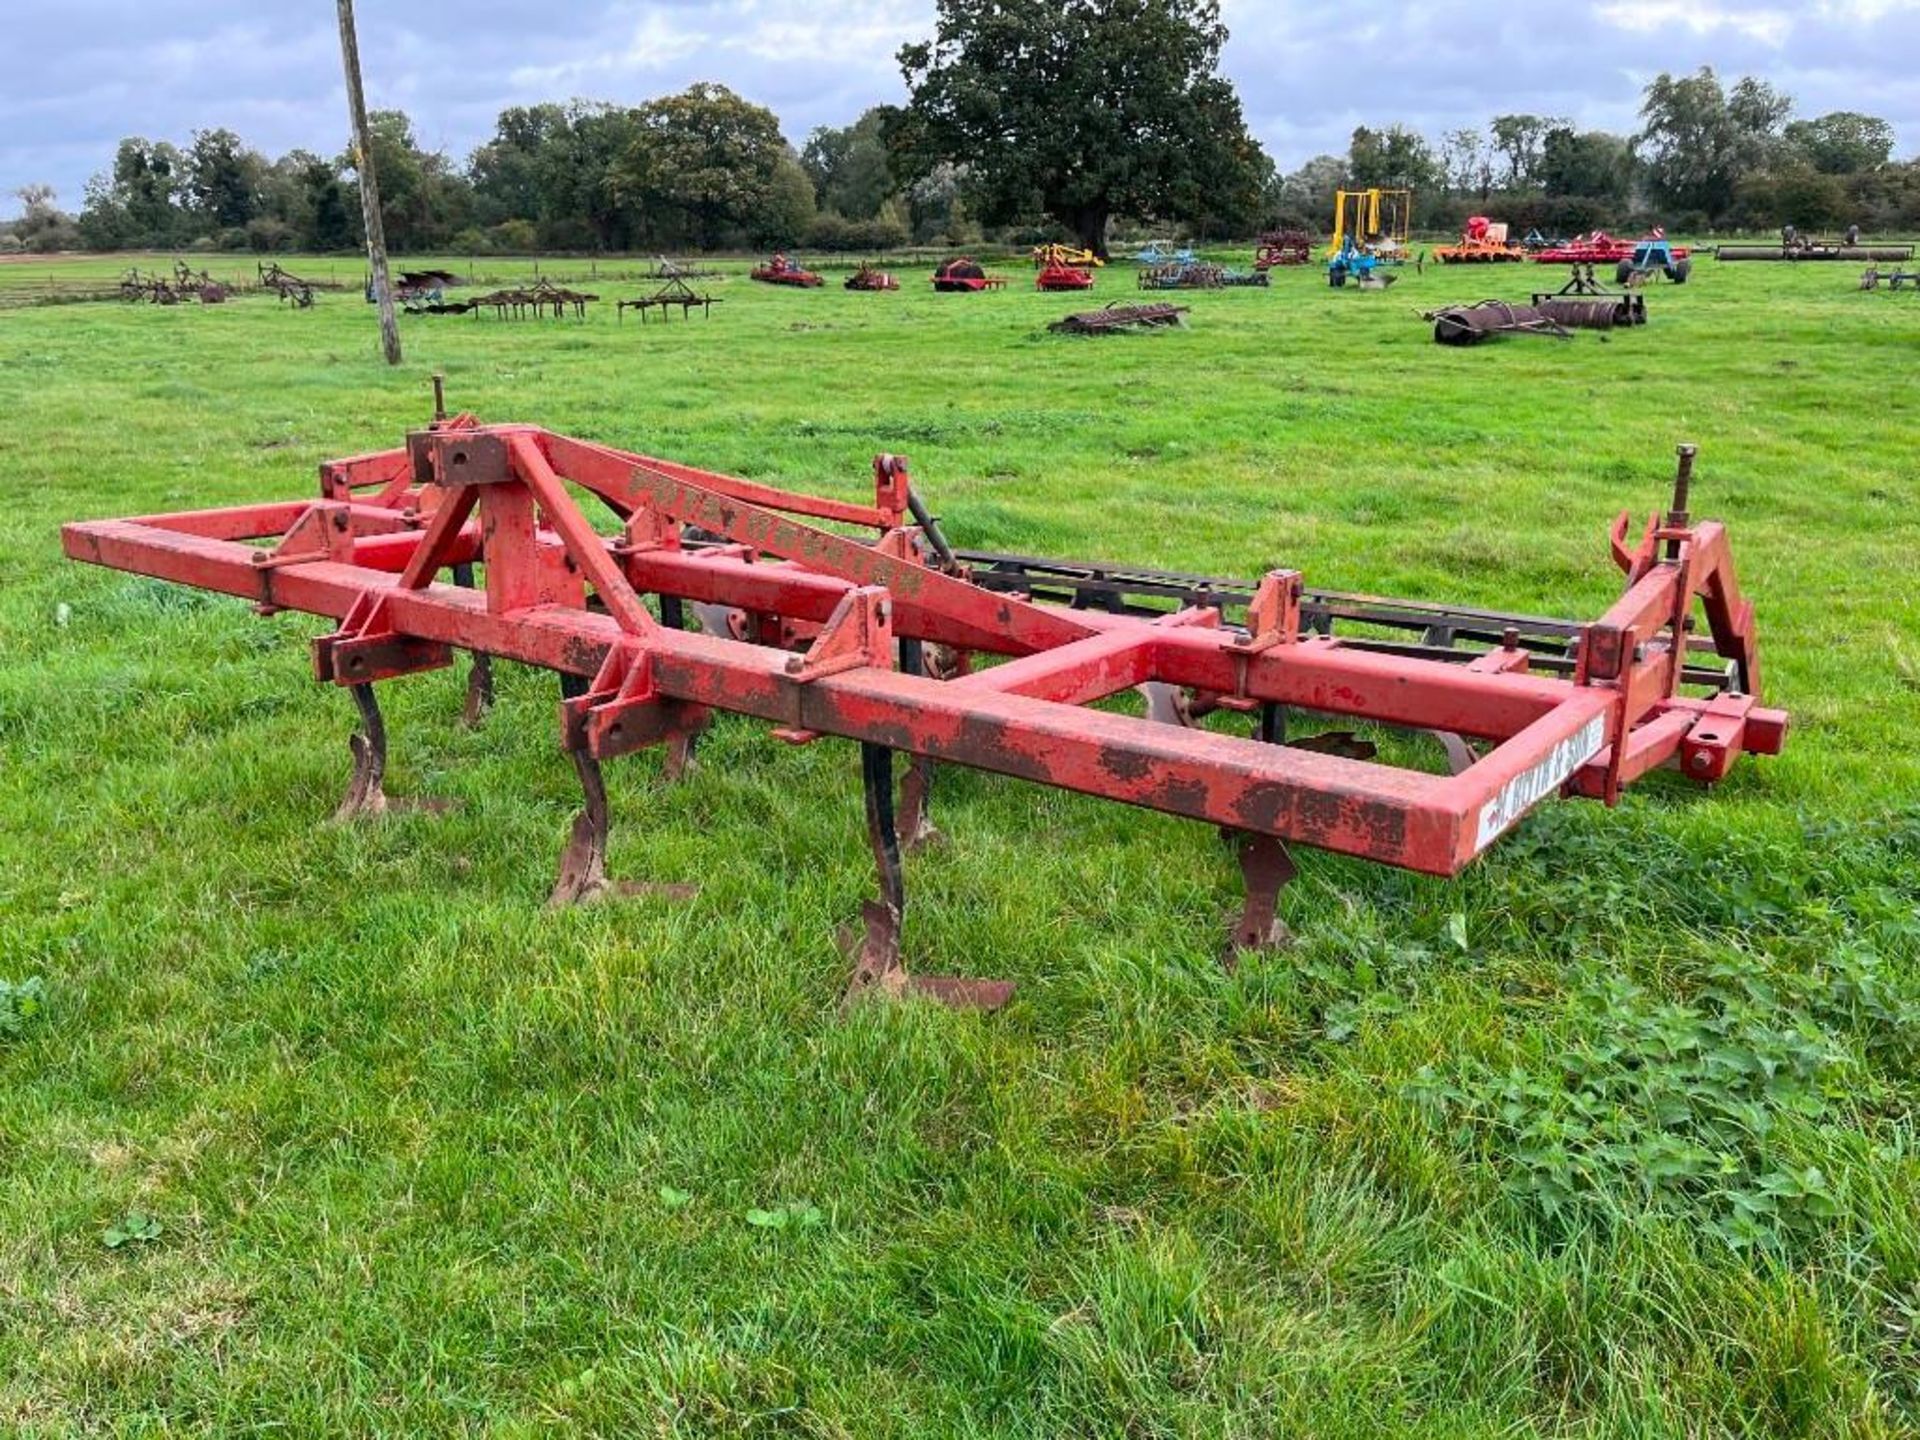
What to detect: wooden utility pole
<box><xmin>335</xmin><ymin>0</ymin><xmax>401</xmax><ymax>365</ymax></box>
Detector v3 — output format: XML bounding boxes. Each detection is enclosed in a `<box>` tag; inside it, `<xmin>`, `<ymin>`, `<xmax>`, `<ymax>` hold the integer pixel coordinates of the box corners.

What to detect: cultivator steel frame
<box><xmin>62</xmin><ymin>407</ymin><xmax>1784</xmax><ymax>1008</ymax></box>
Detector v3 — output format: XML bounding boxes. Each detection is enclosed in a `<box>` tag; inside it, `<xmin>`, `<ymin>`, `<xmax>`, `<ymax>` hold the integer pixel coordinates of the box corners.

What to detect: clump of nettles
<box><xmin>1411</xmin><ymin>948</ymin><xmax>1917</xmax><ymax>1252</ymax></box>
<box><xmin>0</xmin><ymin>977</ymin><xmax>46</xmax><ymax>1041</ymax></box>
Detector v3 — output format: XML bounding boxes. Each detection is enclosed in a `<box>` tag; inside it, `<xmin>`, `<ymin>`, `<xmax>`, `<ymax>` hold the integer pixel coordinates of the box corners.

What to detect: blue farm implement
<box><xmin>1616</xmin><ymin>237</ymin><xmax>1691</xmax><ymax>286</ymax></box>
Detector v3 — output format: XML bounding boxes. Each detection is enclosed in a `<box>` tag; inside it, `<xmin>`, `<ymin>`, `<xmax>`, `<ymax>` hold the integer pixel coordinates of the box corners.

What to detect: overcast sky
<box><xmin>6</xmin><ymin>0</ymin><xmax>1919</xmax><ymax>217</ymax></box>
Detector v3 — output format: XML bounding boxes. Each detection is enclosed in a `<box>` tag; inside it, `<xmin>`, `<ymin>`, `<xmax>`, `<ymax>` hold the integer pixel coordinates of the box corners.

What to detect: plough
<box><xmin>258</xmin><ymin>262</ymin><xmax>327</xmax><ymax>307</ymax></box>
<box><xmin>61</xmin><ymin>400</ymin><xmax>1784</xmax><ymax>1008</ymax></box>
<box><xmin>120</xmin><ymin>267</ymin><xmax>227</xmax><ymax>306</ymax></box>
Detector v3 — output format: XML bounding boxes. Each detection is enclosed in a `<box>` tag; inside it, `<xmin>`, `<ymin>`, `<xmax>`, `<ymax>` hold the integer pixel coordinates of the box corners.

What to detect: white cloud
<box><xmin>1598</xmin><ymin>2</ymin><xmax>1792</xmax><ymax>44</ymax></box>
<box><xmin>6</xmin><ymin>0</ymin><xmax>1920</xmax><ymax>215</ymax></box>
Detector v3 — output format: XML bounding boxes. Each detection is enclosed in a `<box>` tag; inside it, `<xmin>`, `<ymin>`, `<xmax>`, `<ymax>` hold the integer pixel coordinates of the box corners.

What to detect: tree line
<box><xmin>1275</xmin><ymin>76</ymin><xmax>1917</xmax><ymax>240</ymax></box>
<box><xmin>3</xmin><ymin>0</ymin><xmax>1916</xmax><ymax>257</ymax></box>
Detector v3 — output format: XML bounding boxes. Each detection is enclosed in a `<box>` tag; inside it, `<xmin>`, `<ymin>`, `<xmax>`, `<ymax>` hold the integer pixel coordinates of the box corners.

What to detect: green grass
<box><xmin>1</xmin><ymin>247</ymin><xmax>1917</xmax><ymax>1437</ymax></box>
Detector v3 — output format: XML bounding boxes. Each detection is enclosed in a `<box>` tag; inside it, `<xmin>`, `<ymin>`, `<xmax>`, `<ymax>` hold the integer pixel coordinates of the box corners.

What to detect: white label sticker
<box><xmin>1473</xmin><ymin>714</ymin><xmax>1607</xmax><ymax>853</ymax></box>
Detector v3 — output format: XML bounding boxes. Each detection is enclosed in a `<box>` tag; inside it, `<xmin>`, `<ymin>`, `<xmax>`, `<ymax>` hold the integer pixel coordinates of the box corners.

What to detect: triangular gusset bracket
<box><xmin>313</xmin><ymin>591</ymin><xmax>452</xmax><ymax>686</ymax></box>
<box><xmin>786</xmin><ymin>586</ymin><xmax>895</xmax><ymax>682</ymax></box>
<box><xmin>561</xmin><ymin>641</ymin><xmax>710</xmax><ymax>768</ymax></box>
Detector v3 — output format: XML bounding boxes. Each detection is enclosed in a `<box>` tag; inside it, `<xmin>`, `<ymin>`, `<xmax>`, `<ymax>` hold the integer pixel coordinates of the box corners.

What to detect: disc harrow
<box><xmin>61</xmin><ymin>403</ymin><xmax>1784</xmax><ymax>1009</ymax></box>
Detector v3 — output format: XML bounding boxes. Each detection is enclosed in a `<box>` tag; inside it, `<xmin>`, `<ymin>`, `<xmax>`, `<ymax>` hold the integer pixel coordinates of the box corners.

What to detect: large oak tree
<box><xmin>609</xmin><ymin>84</ymin><xmax>814</xmax><ymax>250</ymax></box>
<box><xmin>892</xmin><ymin>0</ymin><xmax>1266</xmax><ymax>255</ymax></box>
<box><xmin>1635</xmin><ymin>67</ymin><xmax>1791</xmax><ymax>222</ymax></box>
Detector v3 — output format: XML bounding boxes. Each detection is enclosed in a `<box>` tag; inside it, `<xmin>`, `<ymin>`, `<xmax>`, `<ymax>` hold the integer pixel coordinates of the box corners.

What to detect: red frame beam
<box><xmin>61</xmin><ymin>423</ymin><xmax>1786</xmax><ymax>883</ymax></box>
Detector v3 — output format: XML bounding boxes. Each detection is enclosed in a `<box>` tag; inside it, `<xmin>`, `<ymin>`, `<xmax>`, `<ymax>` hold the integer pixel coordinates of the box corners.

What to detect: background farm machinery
<box><xmin>844</xmin><ymin>262</ymin><xmax>900</xmax><ymax>291</ymax></box>
<box><xmin>1048</xmin><ymin>301</ymin><xmax>1189</xmax><ymax>335</ymax></box>
<box><xmin>1036</xmin><ymin>256</ymin><xmax>1097</xmax><ymax>291</ymax></box>
<box><xmin>1253</xmin><ymin>230</ymin><xmax>1313</xmax><ymax>269</ymax></box>
<box><xmin>1032</xmin><ymin>243</ymin><xmax>1104</xmax><ymax>269</ymax></box>
<box><xmin>62</xmin><ymin>402</ymin><xmax>1783</xmax><ymax>1008</ymax></box>
<box><xmin>647</xmin><ymin>256</ymin><xmax>722</xmax><ymax>280</ymax></box>
<box><xmin>616</xmin><ymin>274</ymin><xmax>719</xmax><ymax>321</ymax></box>
<box><xmin>119</xmin><ymin>264</ymin><xmax>229</xmax><ymax>305</ymax></box>
<box><xmin>1616</xmin><ymin>236</ymin><xmax>1691</xmax><ymax>285</ymax></box>
<box><xmin>1434</xmin><ymin>217</ymin><xmax>1526</xmax><ymax>265</ymax></box>
<box><xmin>257</xmin><ymin>262</ymin><xmax>330</xmax><ymax>307</ymax></box>
<box><xmin>1139</xmin><ymin>261</ymin><xmax>1267</xmax><ymax>290</ymax></box>
<box><xmin>932</xmin><ymin>258</ymin><xmax>1006</xmax><ymax>292</ymax></box>
<box><xmin>751</xmin><ymin>254</ymin><xmax>824</xmax><ymax>287</ymax></box>
<box><xmin>1532</xmin><ymin>231</ymin><xmax>1691</xmax><ymax>271</ymax></box>
<box><xmin>1719</xmin><ymin>232</ymin><xmax>1914</xmax><ymax>262</ymax></box>
<box><xmin>1326</xmin><ymin>237</ymin><xmax>1396</xmax><ymax>289</ymax></box>
<box><xmin>1859</xmin><ymin>266</ymin><xmax>1920</xmax><ymax>290</ymax></box>
<box><xmin>383</xmin><ymin>269</ymin><xmax>460</xmax><ymax>309</ymax></box>
<box><xmin>1328</xmin><ymin>188</ymin><xmax>1413</xmax><ymax>265</ymax></box>
<box><xmin>1131</xmin><ymin>241</ymin><xmax>1196</xmax><ymax>266</ymax></box>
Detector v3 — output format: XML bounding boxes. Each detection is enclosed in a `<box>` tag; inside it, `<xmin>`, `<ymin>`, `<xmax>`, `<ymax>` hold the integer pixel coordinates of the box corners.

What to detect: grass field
<box><xmin>1</xmin><ymin>246</ymin><xmax>1917</xmax><ymax>1437</ymax></box>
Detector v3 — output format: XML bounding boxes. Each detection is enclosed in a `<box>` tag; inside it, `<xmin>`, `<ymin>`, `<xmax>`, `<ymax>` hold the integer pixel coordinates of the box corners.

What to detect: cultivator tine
<box><xmin>550</xmin><ymin>747</ymin><xmax>613</xmax><ymax>905</ymax></box>
<box><xmin>897</xmin><ymin>757</ymin><xmax>939</xmax><ymax>851</ymax></box>
<box><xmin>1225</xmin><ymin>833</ymin><xmax>1296</xmax><ymax>966</ymax></box>
<box><xmin>847</xmin><ymin>741</ymin><xmax>908</xmax><ymax>994</ymax></box>
<box><xmin>895</xmin><ymin>639</ymin><xmax>940</xmax><ymax>849</ymax></box>
<box><xmin>656</xmin><ymin>595</ymin><xmax>700</xmax><ymax>780</ymax></box>
<box><xmin>844</xmin><ymin>742</ymin><xmax>1012</xmax><ymax>1011</ymax></box>
<box><xmin>547</xmin><ymin>670</ymin><xmax>698</xmax><ymax>907</ymax></box>
<box><xmin>451</xmin><ymin>562</ymin><xmax>495</xmax><ymax>727</ymax></box>
<box><xmin>462</xmin><ymin>658</ymin><xmax>495</xmax><ymax>728</ymax></box>
<box><xmin>1139</xmin><ymin>681</ymin><xmax>1195</xmax><ymax>727</ymax></box>
<box><xmin>333</xmin><ymin>682</ymin><xmax>455</xmax><ymax>820</ymax></box>
<box><xmin>335</xmin><ymin>682</ymin><xmax>389</xmax><ymax>820</ymax></box>
<box><xmin>1429</xmin><ymin>731</ymin><xmax>1478</xmax><ymax>775</ymax></box>
<box><xmin>547</xmin><ymin>743</ymin><xmax>697</xmax><ymax>908</ymax></box>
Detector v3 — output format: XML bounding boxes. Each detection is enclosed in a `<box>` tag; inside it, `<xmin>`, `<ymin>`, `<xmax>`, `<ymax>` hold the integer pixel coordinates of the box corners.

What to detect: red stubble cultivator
<box><xmin>62</xmin><ymin>407</ymin><xmax>1786</xmax><ymax>1009</ymax></box>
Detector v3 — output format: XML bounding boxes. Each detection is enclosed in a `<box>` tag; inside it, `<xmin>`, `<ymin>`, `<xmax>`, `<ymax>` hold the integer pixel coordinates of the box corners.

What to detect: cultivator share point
<box><xmin>62</xmin><ymin>402</ymin><xmax>1785</xmax><ymax>1009</ymax></box>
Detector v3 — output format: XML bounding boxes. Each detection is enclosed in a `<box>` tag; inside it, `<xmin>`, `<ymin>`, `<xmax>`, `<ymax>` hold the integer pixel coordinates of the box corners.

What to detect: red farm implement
<box><xmin>62</xmin><ymin>408</ymin><xmax>1784</xmax><ymax>1009</ymax></box>
<box><xmin>844</xmin><ymin>262</ymin><xmax>900</xmax><ymax>291</ymax></box>
<box><xmin>1433</xmin><ymin>216</ymin><xmax>1527</xmax><ymax>265</ymax></box>
<box><xmin>1253</xmin><ymin>230</ymin><xmax>1313</xmax><ymax>269</ymax></box>
<box><xmin>750</xmin><ymin>254</ymin><xmax>823</xmax><ymax>287</ymax></box>
<box><xmin>1533</xmin><ymin>230</ymin><xmax>1691</xmax><ymax>267</ymax></box>
<box><xmin>932</xmin><ymin>258</ymin><xmax>1006</xmax><ymax>292</ymax></box>
<box><xmin>1035</xmin><ymin>257</ymin><xmax>1096</xmax><ymax>291</ymax></box>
